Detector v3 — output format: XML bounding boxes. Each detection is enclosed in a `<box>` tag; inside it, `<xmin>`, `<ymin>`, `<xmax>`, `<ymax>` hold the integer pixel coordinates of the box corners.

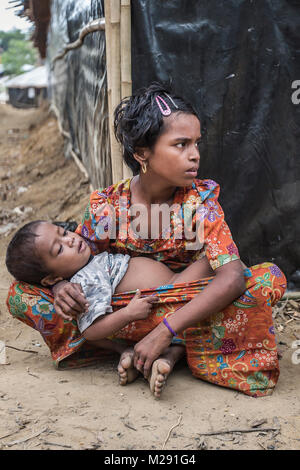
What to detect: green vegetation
<box><xmin>0</xmin><ymin>29</ymin><xmax>37</xmax><ymax>76</ymax></box>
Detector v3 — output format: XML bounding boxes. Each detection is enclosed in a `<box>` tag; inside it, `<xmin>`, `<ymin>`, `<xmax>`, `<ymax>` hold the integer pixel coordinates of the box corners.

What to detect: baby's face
<box><xmin>34</xmin><ymin>222</ymin><xmax>91</xmax><ymax>279</ymax></box>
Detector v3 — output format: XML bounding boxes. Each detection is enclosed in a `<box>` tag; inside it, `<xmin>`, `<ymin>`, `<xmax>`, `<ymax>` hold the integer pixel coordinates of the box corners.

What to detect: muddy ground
<box><xmin>0</xmin><ymin>103</ymin><xmax>300</xmax><ymax>451</ymax></box>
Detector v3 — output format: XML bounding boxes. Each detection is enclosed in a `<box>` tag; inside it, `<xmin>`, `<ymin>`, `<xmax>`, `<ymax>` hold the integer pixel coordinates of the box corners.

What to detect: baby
<box><xmin>6</xmin><ymin>220</ymin><xmax>214</xmax><ymax>396</ymax></box>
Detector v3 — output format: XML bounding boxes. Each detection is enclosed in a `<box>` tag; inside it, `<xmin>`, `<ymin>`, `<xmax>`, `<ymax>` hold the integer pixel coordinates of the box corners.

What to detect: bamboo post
<box><xmin>105</xmin><ymin>0</ymin><xmax>123</xmax><ymax>183</ymax></box>
<box><xmin>120</xmin><ymin>0</ymin><xmax>132</xmax><ymax>179</ymax></box>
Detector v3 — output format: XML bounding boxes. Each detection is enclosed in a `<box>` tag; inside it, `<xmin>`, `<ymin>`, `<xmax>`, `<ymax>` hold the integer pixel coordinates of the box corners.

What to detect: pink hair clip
<box><xmin>155</xmin><ymin>95</ymin><xmax>171</xmax><ymax>116</ymax></box>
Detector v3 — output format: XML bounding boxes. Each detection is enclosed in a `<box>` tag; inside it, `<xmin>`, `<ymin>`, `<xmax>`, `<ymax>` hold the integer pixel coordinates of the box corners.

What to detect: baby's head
<box><xmin>6</xmin><ymin>221</ymin><xmax>91</xmax><ymax>286</ymax></box>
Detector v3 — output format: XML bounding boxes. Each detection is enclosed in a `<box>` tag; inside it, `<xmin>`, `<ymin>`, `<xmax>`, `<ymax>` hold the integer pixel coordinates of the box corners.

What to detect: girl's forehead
<box><xmin>161</xmin><ymin>112</ymin><xmax>201</xmax><ymax>136</ymax></box>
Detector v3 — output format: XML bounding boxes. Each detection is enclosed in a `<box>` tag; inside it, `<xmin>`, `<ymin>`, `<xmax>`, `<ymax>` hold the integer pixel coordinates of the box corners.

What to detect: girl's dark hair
<box><xmin>114</xmin><ymin>82</ymin><xmax>199</xmax><ymax>174</ymax></box>
<box><xmin>6</xmin><ymin>220</ymin><xmax>49</xmax><ymax>285</ymax></box>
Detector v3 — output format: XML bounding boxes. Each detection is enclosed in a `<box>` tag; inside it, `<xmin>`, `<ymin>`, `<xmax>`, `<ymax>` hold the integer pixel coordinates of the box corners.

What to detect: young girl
<box><xmin>7</xmin><ymin>83</ymin><xmax>286</xmax><ymax>398</ymax></box>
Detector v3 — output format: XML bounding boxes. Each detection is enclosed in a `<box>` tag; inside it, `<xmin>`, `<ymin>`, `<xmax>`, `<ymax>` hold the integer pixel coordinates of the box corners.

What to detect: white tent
<box><xmin>5</xmin><ymin>65</ymin><xmax>48</xmax><ymax>108</ymax></box>
<box><xmin>6</xmin><ymin>65</ymin><xmax>48</xmax><ymax>89</ymax></box>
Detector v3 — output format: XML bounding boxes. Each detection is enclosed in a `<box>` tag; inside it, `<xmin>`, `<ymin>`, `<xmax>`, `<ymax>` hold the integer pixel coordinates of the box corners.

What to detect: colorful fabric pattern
<box><xmin>6</xmin><ymin>263</ymin><xmax>286</xmax><ymax>396</ymax></box>
<box><xmin>76</xmin><ymin>178</ymin><xmax>240</xmax><ymax>271</ymax></box>
<box><xmin>5</xmin><ymin>179</ymin><xmax>287</xmax><ymax>396</ymax></box>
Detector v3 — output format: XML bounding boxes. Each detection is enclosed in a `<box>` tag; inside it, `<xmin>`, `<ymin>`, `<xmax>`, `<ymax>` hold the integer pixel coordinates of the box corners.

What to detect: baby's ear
<box><xmin>41</xmin><ymin>274</ymin><xmax>64</xmax><ymax>287</ymax></box>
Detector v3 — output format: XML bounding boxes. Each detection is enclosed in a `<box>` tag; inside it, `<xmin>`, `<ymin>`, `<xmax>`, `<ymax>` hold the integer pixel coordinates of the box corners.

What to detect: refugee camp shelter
<box><xmin>5</xmin><ymin>65</ymin><xmax>47</xmax><ymax>108</ymax></box>
<box><xmin>11</xmin><ymin>0</ymin><xmax>300</xmax><ymax>286</ymax></box>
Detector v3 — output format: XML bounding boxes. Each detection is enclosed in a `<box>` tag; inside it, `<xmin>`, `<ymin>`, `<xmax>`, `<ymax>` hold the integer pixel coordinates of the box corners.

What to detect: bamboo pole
<box><xmin>105</xmin><ymin>0</ymin><xmax>123</xmax><ymax>183</ymax></box>
<box><xmin>120</xmin><ymin>0</ymin><xmax>133</xmax><ymax>179</ymax></box>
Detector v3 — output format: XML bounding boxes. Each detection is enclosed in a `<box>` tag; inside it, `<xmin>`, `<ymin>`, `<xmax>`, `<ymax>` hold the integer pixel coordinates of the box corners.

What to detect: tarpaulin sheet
<box><xmin>131</xmin><ymin>0</ymin><xmax>300</xmax><ymax>286</ymax></box>
<box><xmin>47</xmin><ymin>0</ymin><xmax>111</xmax><ymax>189</ymax></box>
<box><xmin>8</xmin><ymin>87</ymin><xmax>46</xmax><ymax>108</ymax></box>
<box><xmin>47</xmin><ymin>0</ymin><xmax>299</xmax><ymax>285</ymax></box>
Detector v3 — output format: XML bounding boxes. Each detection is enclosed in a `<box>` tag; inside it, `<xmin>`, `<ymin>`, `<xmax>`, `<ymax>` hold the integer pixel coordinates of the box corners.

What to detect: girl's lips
<box><xmin>185</xmin><ymin>169</ymin><xmax>198</xmax><ymax>176</ymax></box>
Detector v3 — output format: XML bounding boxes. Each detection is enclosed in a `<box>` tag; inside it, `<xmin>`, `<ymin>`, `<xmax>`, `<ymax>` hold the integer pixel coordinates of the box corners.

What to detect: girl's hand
<box><xmin>52</xmin><ymin>280</ymin><xmax>89</xmax><ymax>321</ymax></box>
<box><xmin>126</xmin><ymin>289</ymin><xmax>157</xmax><ymax>321</ymax></box>
<box><xmin>133</xmin><ymin>322</ymin><xmax>173</xmax><ymax>378</ymax></box>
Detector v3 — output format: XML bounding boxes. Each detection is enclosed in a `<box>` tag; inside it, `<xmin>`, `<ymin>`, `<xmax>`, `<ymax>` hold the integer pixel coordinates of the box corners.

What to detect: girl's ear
<box><xmin>133</xmin><ymin>147</ymin><xmax>150</xmax><ymax>167</ymax></box>
<box><xmin>41</xmin><ymin>274</ymin><xmax>64</xmax><ymax>287</ymax></box>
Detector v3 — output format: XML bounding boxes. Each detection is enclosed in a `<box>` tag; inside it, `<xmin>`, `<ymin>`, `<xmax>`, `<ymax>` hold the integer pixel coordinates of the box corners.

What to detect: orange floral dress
<box><xmin>6</xmin><ymin>178</ymin><xmax>286</xmax><ymax>397</ymax></box>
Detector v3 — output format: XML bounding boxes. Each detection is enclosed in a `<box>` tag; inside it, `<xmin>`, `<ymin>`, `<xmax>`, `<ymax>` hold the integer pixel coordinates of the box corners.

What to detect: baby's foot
<box><xmin>149</xmin><ymin>358</ymin><xmax>172</xmax><ymax>399</ymax></box>
<box><xmin>117</xmin><ymin>348</ymin><xmax>140</xmax><ymax>385</ymax></box>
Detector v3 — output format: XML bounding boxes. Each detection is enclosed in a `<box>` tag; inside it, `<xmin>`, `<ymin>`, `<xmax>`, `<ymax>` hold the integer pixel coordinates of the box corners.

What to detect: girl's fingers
<box><xmin>66</xmin><ymin>284</ymin><xmax>89</xmax><ymax>310</ymax></box>
<box><xmin>54</xmin><ymin>303</ymin><xmax>73</xmax><ymax>321</ymax></box>
<box><xmin>58</xmin><ymin>290</ymin><xmax>88</xmax><ymax>313</ymax></box>
<box><xmin>147</xmin><ymin>296</ymin><xmax>158</xmax><ymax>303</ymax></box>
<box><xmin>56</xmin><ymin>298</ymin><xmax>78</xmax><ymax>318</ymax></box>
<box><xmin>133</xmin><ymin>351</ymin><xmax>144</xmax><ymax>372</ymax></box>
<box><xmin>143</xmin><ymin>358</ymin><xmax>153</xmax><ymax>379</ymax></box>
<box><xmin>57</xmin><ymin>295</ymin><xmax>82</xmax><ymax>314</ymax></box>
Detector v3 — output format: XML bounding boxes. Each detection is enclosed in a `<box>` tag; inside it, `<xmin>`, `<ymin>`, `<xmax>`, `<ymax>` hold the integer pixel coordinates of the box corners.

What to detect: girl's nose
<box><xmin>189</xmin><ymin>147</ymin><xmax>200</xmax><ymax>162</ymax></box>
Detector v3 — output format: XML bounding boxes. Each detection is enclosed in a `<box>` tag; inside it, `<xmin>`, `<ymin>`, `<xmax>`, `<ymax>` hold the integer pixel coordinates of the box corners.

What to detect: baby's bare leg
<box><xmin>87</xmin><ymin>339</ymin><xmax>140</xmax><ymax>385</ymax></box>
<box><xmin>86</xmin><ymin>338</ymin><xmax>126</xmax><ymax>355</ymax></box>
<box><xmin>169</xmin><ymin>256</ymin><xmax>215</xmax><ymax>284</ymax></box>
<box><xmin>118</xmin><ymin>348</ymin><xmax>140</xmax><ymax>385</ymax></box>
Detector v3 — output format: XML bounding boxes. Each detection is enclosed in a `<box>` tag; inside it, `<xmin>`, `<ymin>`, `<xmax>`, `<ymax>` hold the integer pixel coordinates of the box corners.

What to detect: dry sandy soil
<box><xmin>0</xmin><ymin>103</ymin><xmax>300</xmax><ymax>452</ymax></box>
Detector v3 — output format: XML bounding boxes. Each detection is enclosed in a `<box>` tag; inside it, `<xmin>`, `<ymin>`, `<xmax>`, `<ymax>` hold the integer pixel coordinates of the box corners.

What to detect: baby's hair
<box><xmin>114</xmin><ymin>82</ymin><xmax>199</xmax><ymax>174</ymax></box>
<box><xmin>6</xmin><ymin>220</ymin><xmax>49</xmax><ymax>285</ymax></box>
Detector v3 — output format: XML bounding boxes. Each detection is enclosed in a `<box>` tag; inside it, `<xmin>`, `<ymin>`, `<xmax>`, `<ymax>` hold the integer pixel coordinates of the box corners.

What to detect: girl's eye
<box><xmin>63</xmin><ymin>230</ymin><xmax>67</xmax><ymax>236</ymax></box>
<box><xmin>58</xmin><ymin>245</ymin><xmax>63</xmax><ymax>255</ymax></box>
<box><xmin>176</xmin><ymin>142</ymin><xmax>185</xmax><ymax>148</ymax></box>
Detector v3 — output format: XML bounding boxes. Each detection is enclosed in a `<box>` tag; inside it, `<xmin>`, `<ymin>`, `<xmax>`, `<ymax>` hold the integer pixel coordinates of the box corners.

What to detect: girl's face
<box><xmin>142</xmin><ymin>112</ymin><xmax>201</xmax><ymax>187</ymax></box>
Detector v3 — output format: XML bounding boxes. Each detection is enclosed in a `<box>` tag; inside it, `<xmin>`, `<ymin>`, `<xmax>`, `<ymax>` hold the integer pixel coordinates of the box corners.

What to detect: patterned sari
<box><xmin>6</xmin><ymin>178</ymin><xmax>286</xmax><ymax>397</ymax></box>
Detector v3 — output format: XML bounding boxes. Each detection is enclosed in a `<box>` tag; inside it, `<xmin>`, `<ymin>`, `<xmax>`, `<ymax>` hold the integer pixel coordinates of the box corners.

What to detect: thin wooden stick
<box><xmin>198</xmin><ymin>425</ymin><xmax>280</xmax><ymax>437</ymax></box>
<box><xmin>105</xmin><ymin>0</ymin><xmax>123</xmax><ymax>183</ymax></box>
<box><xmin>52</xmin><ymin>18</ymin><xmax>105</xmax><ymax>63</ymax></box>
<box><xmin>43</xmin><ymin>441</ymin><xmax>73</xmax><ymax>449</ymax></box>
<box><xmin>0</xmin><ymin>429</ymin><xmax>21</xmax><ymax>441</ymax></box>
<box><xmin>6</xmin><ymin>345</ymin><xmax>38</xmax><ymax>354</ymax></box>
<box><xmin>162</xmin><ymin>414</ymin><xmax>182</xmax><ymax>449</ymax></box>
<box><xmin>5</xmin><ymin>427</ymin><xmax>48</xmax><ymax>447</ymax></box>
<box><xmin>120</xmin><ymin>0</ymin><xmax>132</xmax><ymax>179</ymax></box>
<box><xmin>282</xmin><ymin>291</ymin><xmax>300</xmax><ymax>300</ymax></box>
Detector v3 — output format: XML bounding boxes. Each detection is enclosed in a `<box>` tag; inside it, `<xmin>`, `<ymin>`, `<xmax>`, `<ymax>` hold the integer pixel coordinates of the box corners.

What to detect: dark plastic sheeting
<box><xmin>47</xmin><ymin>0</ymin><xmax>111</xmax><ymax>189</ymax></box>
<box><xmin>8</xmin><ymin>87</ymin><xmax>47</xmax><ymax>108</ymax></box>
<box><xmin>131</xmin><ymin>0</ymin><xmax>300</xmax><ymax>286</ymax></box>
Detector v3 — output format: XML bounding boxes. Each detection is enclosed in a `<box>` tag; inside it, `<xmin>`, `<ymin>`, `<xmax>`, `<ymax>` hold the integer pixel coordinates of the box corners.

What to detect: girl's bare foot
<box><xmin>118</xmin><ymin>348</ymin><xmax>140</xmax><ymax>385</ymax></box>
<box><xmin>149</xmin><ymin>358</ymin><xmax>172</xmax><ymax>398</ymax></box>
<box><xmin>148</xmin><ymin>345</ymin><xmax>185</xmax><ymax>399</ymax></box>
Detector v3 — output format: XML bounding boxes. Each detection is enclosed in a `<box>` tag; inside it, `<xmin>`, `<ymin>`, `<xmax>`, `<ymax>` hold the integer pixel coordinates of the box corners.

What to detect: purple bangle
<box><xmin>163</xmin><ymin>318</ymin><xmax>177</xmax><ymax>337</ymax></box>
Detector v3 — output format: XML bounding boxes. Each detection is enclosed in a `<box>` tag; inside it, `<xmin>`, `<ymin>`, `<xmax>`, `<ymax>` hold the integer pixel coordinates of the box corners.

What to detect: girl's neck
<box><xmin>132</xmin><ymin>174</ymin><xmax>177</xmax><ymax>205</ymax></box>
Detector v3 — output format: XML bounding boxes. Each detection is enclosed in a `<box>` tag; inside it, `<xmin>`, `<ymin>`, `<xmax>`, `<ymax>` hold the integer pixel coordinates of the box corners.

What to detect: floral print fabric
<box><xmin>76</xmin><ymin>178</ymin><xmax>240</xmax><ymax>271</ymax></box>
<box><xmin>7</xmin><ymin>263</ymin><xmax>286</xmax><ymax>396</ymax></box>
<box><xmin>6</xmin><ymin>178</ymin><xmax>287</xmax><ymax>396</ymax></box>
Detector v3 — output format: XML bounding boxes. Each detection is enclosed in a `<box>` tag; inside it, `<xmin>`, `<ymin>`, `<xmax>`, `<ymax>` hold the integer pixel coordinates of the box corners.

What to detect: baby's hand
<box><xmin>126</xmin><ymin>290</ymin><xmax>157</xmax><ymax>321</ymax></box>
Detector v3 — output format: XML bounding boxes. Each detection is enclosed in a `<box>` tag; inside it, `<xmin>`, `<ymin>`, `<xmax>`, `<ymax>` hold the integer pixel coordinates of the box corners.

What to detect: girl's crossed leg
<box><xmin>115</xmin><ymin>255</ymin><xmax>215</xmax><ymax>398</ymax></box>
<box><xmin>88</xmin><ymin>256</ymin><xmax>215</xmax><ymax>398</ymax></box>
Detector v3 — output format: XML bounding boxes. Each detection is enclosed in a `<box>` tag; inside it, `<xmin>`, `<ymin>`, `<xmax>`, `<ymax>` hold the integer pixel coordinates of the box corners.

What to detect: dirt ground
<box><xmin>0</xmin><ymin>103</ymin><xmax>300</xmax><ymax>452</ymax></box>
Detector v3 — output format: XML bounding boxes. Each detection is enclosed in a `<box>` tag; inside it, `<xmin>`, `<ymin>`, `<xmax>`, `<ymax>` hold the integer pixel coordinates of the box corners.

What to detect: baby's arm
<box><xmin>82</xmin><ymin>290</ymin><xmax>157</xmax><ymax>342</ymax></box>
